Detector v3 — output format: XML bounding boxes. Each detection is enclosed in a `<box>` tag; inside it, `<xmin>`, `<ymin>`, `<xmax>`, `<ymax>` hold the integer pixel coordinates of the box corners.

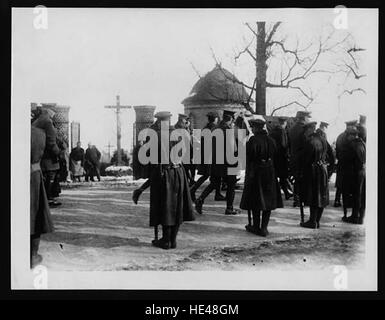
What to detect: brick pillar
<box><xmin>132</xmin><ymin>105</ymin><xmax>155</xmax><ymax>180</ymax></box>
<box><xmin>133</xmin><ymin>105</ymin><xmax>156</xmax><ymax>146</ymax></box>
<box><xmin>41</xmin><ymin>103</ymin><xmax>70</xmax><ymax>146</ymax></box>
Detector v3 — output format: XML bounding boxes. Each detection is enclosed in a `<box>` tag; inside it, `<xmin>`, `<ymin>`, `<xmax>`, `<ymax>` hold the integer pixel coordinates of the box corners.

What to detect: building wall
<box><xmin>133</xmin><ymin>105</ymin><xmax>156</xmax><ymax>145</ymax></box>
<box><xmin>184</xmin><ymin>103</ymin><xmax>244</xmax><ymax>129</ymax></box>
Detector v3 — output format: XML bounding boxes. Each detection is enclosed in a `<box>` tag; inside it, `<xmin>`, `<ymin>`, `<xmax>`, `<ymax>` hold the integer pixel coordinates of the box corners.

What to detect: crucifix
<box><xmin>105</xmin><ymin>95</ymin><xmax>131</xmax><ymax>166</ymax></box>
<box><xmin>105</xmin><ymin>141</ymin><xmax>114</xmax><ymax>161</ymax></box>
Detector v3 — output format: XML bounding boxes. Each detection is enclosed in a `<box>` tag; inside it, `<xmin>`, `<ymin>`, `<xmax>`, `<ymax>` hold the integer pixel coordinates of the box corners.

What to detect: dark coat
<box><xmin>85</xmin><ymin>147</ymin><xmax>101</xmax><ymax>168</ymax></box>
<box><xmin>240</xmin><ymin>130</ymin><xmax>283</xmax><ymax>211</ymax></box>
<box><xmin>197</xmin><ymin>121</ymin><xmax>217</xmax><ymax>176</ymax></box>
<box><xmin>335</xmin><ymin>130</ymin><xmax>351</xmax><ymax>189</ymax></box>
<box><xmin>30</xmin><ymin>126</ymin><xmax>54</xmax><ymax>235</ymax></box>
<box><xmin>32</xmin><ymin>113</ymin><xmax>60</xmax><ymax>172</ymax></box>
<box><xmin>210</xmin><ymin>121</ymin><xmax>238</xmax><ymax>178</ymax></box>
<box><xmin>149</xmin><ymin>126</ymin><xmax>195</xmax><ymax>227</ymax></box>
<box><xmin>269</xmin><ymin>125</ymin><xmax>289</xmax><ymax>178</ymax></box>
<box><xmin>288</xmin><ymin>120</ymin><xmax>306</xmax><ymax>176</ymax></box>
<box><xmin>300</xmin><ymin>132</ymin><xmax>329</xmax><ymax>208</ymax></box>
<box><xmin>340</xmin><ymin>137</ymin><xmax>366</xmax><ymax>208</ymax></box>
<box><xmin>70</xmin><ymin>147</ymin><xmax>85</xmax><ymax>164</ymax></box>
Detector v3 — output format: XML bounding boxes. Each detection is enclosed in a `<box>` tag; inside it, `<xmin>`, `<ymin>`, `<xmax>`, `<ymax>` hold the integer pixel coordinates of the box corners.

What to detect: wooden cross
<box><xmin>105</xmin><ymin>95</ymin><xmax>131</xmax><ymax>166</ymax></box>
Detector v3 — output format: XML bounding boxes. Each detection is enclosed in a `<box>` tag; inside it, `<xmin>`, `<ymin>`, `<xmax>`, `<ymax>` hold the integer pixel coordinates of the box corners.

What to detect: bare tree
<box><xmin>210</xmin><ymin>22</ymin><xmax>366</xmax><ymax>116</ymax></box>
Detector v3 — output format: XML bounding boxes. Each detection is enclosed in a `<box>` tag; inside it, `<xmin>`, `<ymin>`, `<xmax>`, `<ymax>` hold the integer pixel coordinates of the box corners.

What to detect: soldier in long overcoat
<box><xmin>148</xmin><ymin>111</ymin><xmax>195</xmax><ymax>249</ymax></box>
<box><xmin>240</xmin><ymin>119</ymin><xmax>283</xmax><ymax>236</ymax></box>
<box><xmin>30</xmin><ymin>125</ymin><xmax>54</xmax><ymax>268</ymax></box>
<box><xmin>299</xmin><ymin>122</ymin><xmax>330</xmax><ymax>229</ymax></box>
<box><xmin>32</xmin><ymin>108</ymin><xmax>61</xmax><ymax>207</ymax></box>
<box><xmin>269</xmin><ymin>117</ymin><xmax>292</xmax><ymax>200</ymax></box>
<box><xmin>316</xmin><ymin>122</ymin><xmax>335</xmax><ymax>179</ymax></box>
<box><xmin>341</xmin><ymin>127</ymin><xmax>366</xmax><ymax>224</ymax></box>
<box><xmin>195</xmin><ymin>110</ymin><xmax>240</xmax><ymax>215</ymax></box>
<box><xmin>288</xmin><ymin>111</ymin><xmax>312</xmax><ymax>207</ymax></box>
<box><xmin>335</xmin><ymin>120</ymin><xmax>358</xmax><ymax>213</ymax></box>
<box><xmin>189</xmin><ymin>111</ymin><xmax>225</xmax><ymax>202</ymax></box>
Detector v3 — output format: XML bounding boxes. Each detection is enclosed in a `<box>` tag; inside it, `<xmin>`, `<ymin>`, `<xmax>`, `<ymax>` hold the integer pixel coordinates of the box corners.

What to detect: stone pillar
<box><xmin>71</xmin><ymin>121</ymin><xmax>81</xmax><ymax>150</ymax></box>
<box><xmin>132</xmin><ymin>105</ymin><xmax>155</xmax><ymax>180</ymax></box>
<box><xmin>133</xmin><ymin>105</ymin><xmax>156</xmax><ymax>145</ymax></box>
<box><xmin>41</xmin><ymin>103</ymin><xmax>70</xmax><ymax>146</ymax></box>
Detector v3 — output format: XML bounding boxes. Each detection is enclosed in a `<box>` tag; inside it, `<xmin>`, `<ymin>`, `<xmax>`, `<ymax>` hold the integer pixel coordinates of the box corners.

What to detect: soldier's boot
<box><xmin>334</xmin><ymin>188</ymin><xmax>342</xmax><ymax>207</ymax></box>
<box><xmin>316</xmin><ymin>208</ymin><xmax>324</xmax><ymax>229</ymax></box>
<box><xmin>170</xmin><ymin>225</ymin><xmax>179</xmax><ymax>249</ymax></box>
<box><xmin>345</xmin><ymin>207</ymin><xmax>360</xmax><ymax>224</ymax></box>
<box><xmin>132</xmin><ymin>188</ymin><xmax>142</xmax><ymax>204</ymax></box>
<box><xmin>300</xmin><ymin>207</ymin><xmax>318</xmax><ymax>229</ymax></box>
<box><xmin>292</xmin><ymin>194</ymin><xmax>300</xmax><ymax>207</ymax></box>
<box><xmin>214</xmin><ymin>192</ymin><xmax>226</xmax><ymax>201</ymax></box>
<box><xmin>224</xmin><ymin>183</ymin><xmax>240</xmax><ymax>215</ymax></box>
<box><xmin>195</xmin><ymin>183</ymin><xmax>215</xmax><ymax>214</ymax></box>
<box><xmin>152</xmin><ymin>226</ymin><xmax>171</xmax><ymax>250</ymax></box>
<box><xmin>358</xmin><ymin>207</ymin><xmax>365</xmax><ymax>225</ymax></box>
<box><xmin>258</xmin><ymin>211</ymin><xmax>271</xmax><ymax>237</ymax></box>
<box><xmin>30</xmin><ymin>236</ymin><xmax>42</xmax><ymax>268</ymax></box>
<box><xmin>246</xmin><ymin>210</ymin><xmax>260</xmax><ymax>234</ymax></box>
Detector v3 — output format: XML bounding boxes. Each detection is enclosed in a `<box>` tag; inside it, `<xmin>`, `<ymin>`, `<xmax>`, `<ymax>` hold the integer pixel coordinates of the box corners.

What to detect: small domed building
<box><xmin>182</xmin><ymin>64</ymin><xmax>252</xmax><ymax>129</ymax></box>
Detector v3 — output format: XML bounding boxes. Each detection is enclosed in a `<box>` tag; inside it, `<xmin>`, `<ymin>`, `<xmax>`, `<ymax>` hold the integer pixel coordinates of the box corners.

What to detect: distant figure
<box><xmin>70</xmin><ymin>141</ymin><xmax>85</xmax><ymax>182</ymax></box>
<box><xmin>30</xmin><ymin>125</ymin><xmax>54</xmax><ymax>268</ymax></box>
<box><xmin>32</xmin><ymin>107</ymin><xmax>61</xmax><ymax>207</ymax></box>
<box><xmin>85</xmin><ymin>143</ymin><xmax>101</xmax><ymax>182</ymax></box>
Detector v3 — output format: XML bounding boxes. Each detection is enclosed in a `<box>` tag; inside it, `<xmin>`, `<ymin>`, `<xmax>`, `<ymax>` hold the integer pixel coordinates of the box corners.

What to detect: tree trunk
<box><xmin>255</xmin><ymin>22</ymin><xmax>267</xmax><ymax>115</ymax></box>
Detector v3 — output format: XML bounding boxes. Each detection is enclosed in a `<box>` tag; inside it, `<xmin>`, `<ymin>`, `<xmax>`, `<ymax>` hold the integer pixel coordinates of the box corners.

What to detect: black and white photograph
<box><xmin>10</xmin><ymin>6</ymin><xmax>379</xmax><ymax>291</ymax></box>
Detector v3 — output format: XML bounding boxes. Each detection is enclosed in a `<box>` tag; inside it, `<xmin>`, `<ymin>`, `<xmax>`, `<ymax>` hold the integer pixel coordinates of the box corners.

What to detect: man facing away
<box><xmin>299</xmin><ymin>121</ymin><xmax>330</xmax><ymax>229</ymax></box>
<box><xmin>85</xmin><ymin>143</ymin><xmax>101</xmax><ymax>182</ymax></box>
<box><xmin>240</xmin><ymin>118</ymin><xmax>283</xmax><ymax>236</ymax></box>
<box><xmin>269</xmin><ymin>117</ymin><xmax>293</xmax><ymax>200</ymax></box>
<box><xmin>288</xmin><ymin>111</ymin><xmax>312</xmax><ymax>207</ymax></box>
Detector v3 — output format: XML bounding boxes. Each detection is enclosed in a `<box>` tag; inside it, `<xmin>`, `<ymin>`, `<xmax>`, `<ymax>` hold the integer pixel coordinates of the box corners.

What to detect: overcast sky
<box><xmin>12</xmin><ymin>8</ymin><xmax>378</xmax><ymax>153</ymax></box>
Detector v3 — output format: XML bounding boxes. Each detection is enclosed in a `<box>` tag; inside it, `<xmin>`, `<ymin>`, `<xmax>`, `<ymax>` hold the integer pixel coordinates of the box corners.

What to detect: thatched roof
<box><xmin>182</xmin><ymin>64</ymin><xmax>252</xmax><ymax>106</ymax></box>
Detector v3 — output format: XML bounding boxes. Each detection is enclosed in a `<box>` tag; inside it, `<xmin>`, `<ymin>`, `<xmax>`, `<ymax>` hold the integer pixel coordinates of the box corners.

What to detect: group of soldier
<box><xmin>132</xmin><ymin>109</ymin><xmax>366</xmax><ymax>249</ymax></box>
<box><xmin>29</xmin><ymin>103</ymin><xmax>367</xmax><ymax>266</ymax></box>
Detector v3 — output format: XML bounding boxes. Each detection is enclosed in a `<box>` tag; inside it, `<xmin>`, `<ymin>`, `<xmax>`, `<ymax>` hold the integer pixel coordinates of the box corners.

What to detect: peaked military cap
<box><xmin>295</xmin><ymin>111</ymin><xmax>312</xmax><ymax>118</ymax></box>
<box><xmin>223</xmin><ymin>110</ymin><xmax>236</xmax><ymax>118</ymax></box>
<box><xmin>154</xmin><ymin>111</ymin><xmax>172</xmax><ymax>119</ymax></box>
<box><xmin>345</xmin><ymin>120</ymin><xmax>358</xmax><ymax>126</ymax></box>
<box><xmin>303</xmin><ymin>121</ymin><xmax>317</xmax><ymax>129</ymax></box>
<box><xmin>320</xmin><ymin>121</ymin><xmax>329</xmax><ymax>128</ymax></box>
<box><xmin>206</xmin><ymin>111</ymin><xmax>219</xmax><ymax>118</ymax></box>
<box><xmin>278</xmin><ymin>116</ymin><xmax>288</xmax><ymax>124</ymax></box>
<box><xmin>178</xmin><ymin>113</ymin><xmax>188</xmax><ymax>119</ymax></box>
<box><xmin>249</xmin><ymin>118</ymin><xmax>266</xmax><ymax>127</ymax></box>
